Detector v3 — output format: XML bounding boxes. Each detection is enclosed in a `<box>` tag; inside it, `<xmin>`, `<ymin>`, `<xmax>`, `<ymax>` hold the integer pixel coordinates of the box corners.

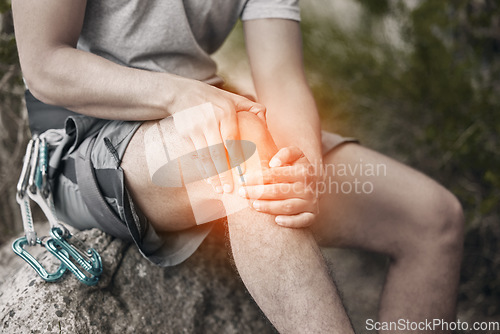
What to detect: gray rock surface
<box><xmin>0</xmin><ymin>222</ymin><xmax>387</xmax><ymax>334</ymax></box>
<box><xmin>0</xmin><ymin>223</ymin><xmax>275</xmax><ymax>334</ymax></box>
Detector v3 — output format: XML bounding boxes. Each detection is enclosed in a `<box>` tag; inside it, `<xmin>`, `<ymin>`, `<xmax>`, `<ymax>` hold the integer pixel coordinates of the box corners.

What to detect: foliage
<box><xmin>300</xmin><ymin>0</ymin><xmax>500</xmax><ymax>318</ymax></box>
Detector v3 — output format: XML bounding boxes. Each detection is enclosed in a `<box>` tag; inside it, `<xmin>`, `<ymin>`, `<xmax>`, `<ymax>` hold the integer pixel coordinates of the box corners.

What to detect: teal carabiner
<box><xmin>50</xmin><ymin>227</ymin><xmax>102</xmax><ymax>276</ymax></box>
<box><xmin>12</xmin><ymin>236</ymin><xmax>67</xmax><ymax>282</ymax></box>
<box><xmin>45</xmin><ymin>227</ymin><xmax>102</xmax><ymax>286</ymax></box>
<box><xmin>14</xmin><ymin>135</ymin><xmax>104</xmax><ymax>286</ymax></box>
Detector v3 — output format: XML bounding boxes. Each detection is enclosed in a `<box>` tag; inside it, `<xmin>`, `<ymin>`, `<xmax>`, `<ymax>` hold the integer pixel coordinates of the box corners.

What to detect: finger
<box><xmin>244</xmin><ymin>165</ymin><xmax>312</xmax><ymax>185</ymax></box>
<box><xmin>225</xmin><ymin>139</ymin><xmax>247</xmax><ymax>176</ymax></box>
<box><xmin>191</xmin><ymin>150</ymin><xmax>210</xmax><ymax>184</ymax></box>
<box><xmin>191</xmin><ymin>134</ymin><xmax>222</xmax><ymax>193</ymax></box>
<box><xmin>204</xmin><ymin>128</ymin><xmax>234</xmax><ymax>193</ymax></box>
<box><xmin>269</xmin><ymin>147</ymin><xmax>305</xmax><ymax>167</ymax></box>
<box><xmin>239</xmin><ymin>183</ymin><xmax>309</xmax><ymax>200</ymax></box>
<box><xmin>175</xmin><ymin>134</ymin><xmax>209</xmax><ymax>185</ymax></box>
<box><xmin>252</xmin><ymin>198</ymin><xmax>311</xmax><ymax>215</ymax></box>
<box><xmin>275</xmin><ymin>212</ymin><xmax>316</xmax><ymax>228</ymax></box>
<box><xmin>235</xmin><ymin>99</ymin><xmax>266</xmax><ymax>122</ymax></box>
<box><xmin>219</xmin><ymin>108</ymin><xmax>246</xmax><ymax>176</ymax></box>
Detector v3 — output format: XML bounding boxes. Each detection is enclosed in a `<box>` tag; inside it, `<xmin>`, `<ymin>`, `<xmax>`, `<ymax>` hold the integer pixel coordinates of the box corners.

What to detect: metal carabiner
<box><xmin>28</xmin><ymin>136</ymin><xmax>40</xmax><ymax>195</ymax></box>
<box><xmin>45</xmin><ymin>227</ymin><xmax>102</xmax><ymax>286</ymax></box>
<box><xmin>17</xmin><ymin>139</ymin><xmax>34</xmax><ymax>198</ymax></box>
<box><xmin>50</xmin><ymin>227</ymin><xmax>102</xmax><ymax>276</ymax></box>
<box><xmin>14</xmin><ymin>135</ymin><xmax>104</xmax><ymax>286</ymax></box>
<box><xmin>12</xmin><ymin>236</ymin><xmax>67</xmax><ymax>282</ymax></box>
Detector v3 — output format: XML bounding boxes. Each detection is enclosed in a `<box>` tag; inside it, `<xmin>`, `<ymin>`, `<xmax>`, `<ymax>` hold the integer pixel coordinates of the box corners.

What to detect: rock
<box><xmin>0</xmin><ymin>223</ymin><xmax>275</xmax><ymax>334</ymax></box>
<box><xmin>0</xmin><ymin>221</ymin><xmax>389</xmax><ymax>334</ymax></box>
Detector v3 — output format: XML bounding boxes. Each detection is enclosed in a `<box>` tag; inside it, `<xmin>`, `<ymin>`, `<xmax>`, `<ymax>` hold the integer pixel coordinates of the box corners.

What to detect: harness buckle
<box><xmin>17</xmin><ymin>139</ymin><xmax>34</xmax><ymax>198</ymax></box>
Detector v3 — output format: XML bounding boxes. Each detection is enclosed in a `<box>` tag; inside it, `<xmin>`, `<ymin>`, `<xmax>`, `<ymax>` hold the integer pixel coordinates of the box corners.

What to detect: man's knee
<box><xmin>435</xmin><ymin>190</ymin><xmax>465</xmax><ymax>250</ymax></box>
<box><xmin>404</xmin><ymin>187</ymin><xmax>464</xmax><ymax>258</ymax></box>
<box><xmin>236</xmin><ymin>112</ymin><xmax>277</xmax><ymax>160</ymax></box>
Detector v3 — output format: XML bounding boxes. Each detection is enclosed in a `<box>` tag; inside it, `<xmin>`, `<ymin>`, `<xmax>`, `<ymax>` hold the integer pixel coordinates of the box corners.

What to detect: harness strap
<box><xmin>74</xmin><ymin>135</ymin><xmax>131</xmax><ymax>240</ymax></box>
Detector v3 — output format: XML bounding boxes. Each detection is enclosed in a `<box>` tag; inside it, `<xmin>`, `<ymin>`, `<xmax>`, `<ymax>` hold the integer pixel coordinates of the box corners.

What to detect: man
<box><xmin>12</xmin><ymin>0</ymin><xmax>463</xmax><ymax>332</ymax></box>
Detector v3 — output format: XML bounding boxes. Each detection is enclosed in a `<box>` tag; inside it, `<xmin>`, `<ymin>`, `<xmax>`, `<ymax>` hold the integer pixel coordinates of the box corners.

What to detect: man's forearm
<box><xmin>259</xmin><ymin>82</ymin><xmax>323</xmax><ymax>165</ymax></box>
<box><xmin>13</xmin><ymin>0</ymin><xmax>180</xmax><ymax>121</ymax></box>
<box><xmin>24</xmin><ymin>47</ymin><xmax>182</xmax><ymax>121</ymax></box>
<box><xmin>243</xmin><ymin>18</ymin><xmax>322</xmax><ymax>164</ymax></box>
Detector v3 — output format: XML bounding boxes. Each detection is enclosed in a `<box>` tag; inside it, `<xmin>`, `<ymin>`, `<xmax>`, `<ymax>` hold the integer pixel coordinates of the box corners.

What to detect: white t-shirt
<box><xmin>78</xmin><ymin>0</ymin><xmax>300</xmax><ymax>85</ymax></box>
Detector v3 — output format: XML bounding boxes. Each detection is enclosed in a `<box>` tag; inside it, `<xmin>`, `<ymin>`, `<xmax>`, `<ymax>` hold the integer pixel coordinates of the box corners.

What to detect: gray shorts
<box><xmin>26</xmin><ymin>90</ymin><xmax>356</xmax><ymax>267</ymax></box>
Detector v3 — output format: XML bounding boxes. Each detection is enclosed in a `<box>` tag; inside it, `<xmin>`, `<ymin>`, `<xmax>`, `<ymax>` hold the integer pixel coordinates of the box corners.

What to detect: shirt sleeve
<box><xmin>240</xmin><ymin>0</ymin><xmax>301</xmax><ymax>22</ymax></box>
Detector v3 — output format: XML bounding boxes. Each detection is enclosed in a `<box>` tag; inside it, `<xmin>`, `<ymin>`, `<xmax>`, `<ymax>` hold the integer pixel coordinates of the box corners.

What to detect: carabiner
<box><xmin>12</xmin><ymin>236</ymin><xmax>67</xmax><ymax>282</ymax></box>
<box><xmin>50</xmin><ymin>227</ymin><xmax>102</xmax><ymax>275</ymax></box>
<box><xmin>45</xmin><ymin>227</ymin><xmax>102</xmax><ymax>286</ymax></box>
<box><xmin>17</xmin><ymin>139</ymin><xmax>34</xmax><ymax>198</ymax></box>
<box><xmin>28</xmin><ymin>136</ymin><xmax>40</xmax><ymax>195</ymax></box>
<box><xmin>14</xmin><ymin>135</ymin><xmax>104</xmax><ymax>286</ymax></box>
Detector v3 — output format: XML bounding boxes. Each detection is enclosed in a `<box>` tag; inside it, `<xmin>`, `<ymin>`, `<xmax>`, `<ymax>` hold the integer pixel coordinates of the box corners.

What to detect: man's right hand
<box><xmin>171</xmin><ymin>80</ymin><xmax>266</xmax><ymax>194</ymax></box>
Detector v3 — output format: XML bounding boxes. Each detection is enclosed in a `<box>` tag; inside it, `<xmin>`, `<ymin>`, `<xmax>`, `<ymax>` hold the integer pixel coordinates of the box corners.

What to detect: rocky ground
<box><xmin>0</xmin><ymin>221</ymin><xmax>390</xmax><ymax>334</ymax></box>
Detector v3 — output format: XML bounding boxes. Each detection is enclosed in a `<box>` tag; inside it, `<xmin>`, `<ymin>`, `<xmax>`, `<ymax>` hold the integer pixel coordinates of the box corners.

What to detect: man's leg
<box><xmin>311</xmin><ymin>143</ymin><xmax>464</xmax><ymax>333</ymax></box>
<box><xmin>121</xmin><ymin>112</ymin><xmax>354</xmax><ymax>333</ymax></box>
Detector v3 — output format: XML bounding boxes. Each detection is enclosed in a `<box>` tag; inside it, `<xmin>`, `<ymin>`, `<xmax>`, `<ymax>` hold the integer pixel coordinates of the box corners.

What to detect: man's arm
<box><xmin>243</xmin><ymin>19</ymin><xmax>322</xmax><ymax>165</ymax></box>
<box><xmin>12</xmin><ymin>0</ymin><xmax>178</xmax><ymax>120</ymax></box>
<box><xmin>240</xmin><ymin>19</ymin><xmax>323</xmax><ymax>227</ymax></box>
<box><xmin>12</xmin><ymin>0</ymin><xmax>265</xmax><ymax>193</ymax></box>
<box><xmin>12</xmin><ymin>0</ymin><xmax>263</xmax><ymax>123</ymax></box>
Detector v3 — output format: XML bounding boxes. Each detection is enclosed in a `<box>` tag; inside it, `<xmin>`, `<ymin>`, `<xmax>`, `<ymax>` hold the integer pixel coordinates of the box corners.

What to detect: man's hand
<box><xmin>239</xmin><ymin>146</ymin><xmax>320</xmax><ymax>228</ymax></box>
<box><xmin>172</xmin><ymin>80</ymin><xmax>266</xmax><ymax>194</ymax></box>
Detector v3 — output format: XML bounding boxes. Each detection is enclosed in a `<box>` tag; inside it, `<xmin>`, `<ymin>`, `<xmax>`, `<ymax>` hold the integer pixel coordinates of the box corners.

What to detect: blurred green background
<box><xmin>1</xmin><ymin>0</ymin><xmax>498</xmax><ymax>327</ymax></box>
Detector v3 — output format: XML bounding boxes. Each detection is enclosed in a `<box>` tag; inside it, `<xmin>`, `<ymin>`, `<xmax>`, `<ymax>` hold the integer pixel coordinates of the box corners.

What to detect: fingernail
<box><xmin>223</xmin><ymin>184</ymin><xmax>232</xmax><ymax>193</ymax></box>
<box><xmin>253</xmin><ymin>201</ymin><xmax>260</xmax><ymax>211</ymax></box>
<box><xmin>269</xmin><ymin>158</ymin><xmax>281</xmax><ymax>168</ymax></box>
<box><xmin>215</xmin><ymin>186</ymin><xmax>223</xmax><ymax>194</ymax></box>
<box><xmin>207</xmin><ymin>178</ymin><xmax>212</xmax><ymax>185</ymax></box>
<box><xmin>275</xmin><ymin>216</ymin><xmax>285</xmax><ymax>225</ymax></box>
<box><xmin>238</xmin><ymin>187</ymin><xmax>246</xmax><ymax>197</ymax></box>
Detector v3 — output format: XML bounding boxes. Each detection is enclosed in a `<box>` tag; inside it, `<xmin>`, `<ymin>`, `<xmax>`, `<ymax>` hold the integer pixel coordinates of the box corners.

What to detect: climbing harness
<box><xmin>12</xmin><ymin>135</ymin><xmax>103</xmax><ymax>286</ymax></box>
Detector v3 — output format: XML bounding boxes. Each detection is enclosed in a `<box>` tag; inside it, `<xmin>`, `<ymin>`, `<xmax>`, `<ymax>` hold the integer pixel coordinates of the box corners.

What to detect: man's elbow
<box><xmin>20</xmin><ymin>51</ymin><xmax>63</xmax><ymax>106</ymax></box>
<box><xmin>22</xmin><ymin>70</ymin><xmax>42</xmax><ymax>101</ymax></box>
<box><xmin>22</xmin><ymin>69</ymin><xmax>55</xmax><ymax>106</ymax></box>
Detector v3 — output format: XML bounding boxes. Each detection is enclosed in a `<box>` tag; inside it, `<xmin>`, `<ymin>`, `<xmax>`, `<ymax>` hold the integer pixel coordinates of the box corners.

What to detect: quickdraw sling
<box><xmin>12</xmin><ymin>134</ymin><xmax>103</xmax><ymax>286</ymax></box>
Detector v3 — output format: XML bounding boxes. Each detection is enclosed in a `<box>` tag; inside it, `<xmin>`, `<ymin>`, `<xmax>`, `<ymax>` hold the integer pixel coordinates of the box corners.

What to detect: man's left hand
<box><xmin>239</xmin><ymin>146</ymin><xmax>320</xmax><ymax>228</ymax></box>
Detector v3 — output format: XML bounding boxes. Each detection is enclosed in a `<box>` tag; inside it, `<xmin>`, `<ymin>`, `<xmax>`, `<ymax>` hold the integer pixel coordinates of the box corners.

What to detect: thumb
<box><xmin>269</xmin><ymin>146</ymin><xmax>304</xmax><ymax>167</ymax></box>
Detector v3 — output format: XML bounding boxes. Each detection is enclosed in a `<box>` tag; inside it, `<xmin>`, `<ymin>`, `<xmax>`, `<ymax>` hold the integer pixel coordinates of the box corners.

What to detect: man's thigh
<box><xmin>121</xmin><ymin>111</ymin><xmax>277</xmax><ymax>234</ymax></box>
<box><xmin>312</xmin><ymin>143</ymin><xmax>460</xmax><ymax>257</ymax></box>
<box><xmin>121</xmin><ymin>119</ymin><xmax>199</xmax><ymax>232</ymax></box>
